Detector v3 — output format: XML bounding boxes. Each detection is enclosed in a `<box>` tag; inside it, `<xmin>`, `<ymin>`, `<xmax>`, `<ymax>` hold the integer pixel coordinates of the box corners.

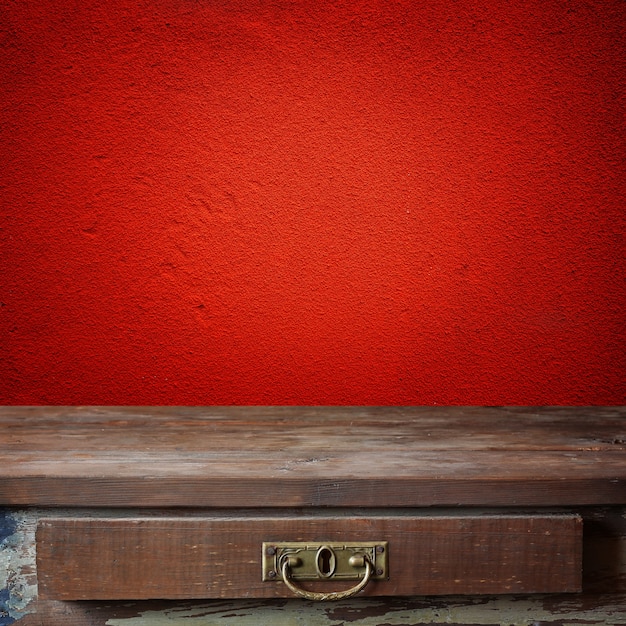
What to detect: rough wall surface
<box><xmin>1</xmin><ymin>0</ymin><xmax>624</xmax><ymax>404</ymax></box>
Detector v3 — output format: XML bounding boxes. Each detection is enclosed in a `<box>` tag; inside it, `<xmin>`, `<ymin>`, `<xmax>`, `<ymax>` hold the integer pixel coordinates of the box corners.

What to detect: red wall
<box><xmin>2</xmin><ymin>0</ymin><xmax>625</xmax><ymax>405</ymax></box>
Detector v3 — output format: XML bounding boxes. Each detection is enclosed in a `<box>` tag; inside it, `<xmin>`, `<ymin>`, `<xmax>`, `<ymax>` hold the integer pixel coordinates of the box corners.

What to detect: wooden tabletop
<box><xmin>1</xmin><ymin>406</ymin><xmax>624</xmax><ymax>508</ymax></box>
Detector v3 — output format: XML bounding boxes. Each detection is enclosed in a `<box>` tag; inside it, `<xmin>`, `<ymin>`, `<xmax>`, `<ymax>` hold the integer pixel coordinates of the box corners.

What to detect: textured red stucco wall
<box><xmin>1</xmin><ymin>0</ymin><xmax>625</xmax><ymax>405</ymax></box>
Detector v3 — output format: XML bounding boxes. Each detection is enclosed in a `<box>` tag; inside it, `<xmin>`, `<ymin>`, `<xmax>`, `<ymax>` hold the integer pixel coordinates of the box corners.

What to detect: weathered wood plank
<box><xmin>2</xmin><ymin>462</ymin><xmax>624</xmax><ymax>508</ymax></box>
<box><xmin>0</xmin><ymin>407</ymin><xmax>624</xmax><ymax>507</ymax></box>
<box><xmin>3</xmin><ymin>406</ymin><xmax>625</xmax><ymax>452</ymax></box>
<box><xmin>36</xmin><ymin>514</ymin><xmax>582</xmax><ymax>600</ymax></box>
<box><xmin>17</xmin><ymin>594</ymin><xmax>626</xmax><ymax>625</ymax></box>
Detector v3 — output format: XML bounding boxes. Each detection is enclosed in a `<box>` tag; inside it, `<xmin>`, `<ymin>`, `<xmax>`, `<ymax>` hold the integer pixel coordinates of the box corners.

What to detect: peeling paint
<box><xmin>104</xmin><ymin>595</ymin><xmax>626</xmax><ymax>626</ymax></box>
<box><xmin>0</xmin><ymin>511</ymin><xmax>37</xmax><ymax>623</ymax></box>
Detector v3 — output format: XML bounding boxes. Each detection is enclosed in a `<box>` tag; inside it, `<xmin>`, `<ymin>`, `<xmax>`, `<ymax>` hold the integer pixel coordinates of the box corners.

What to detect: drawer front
<box><xmin>37</xmin><ymin>513</ymin><xmax>582</xmax><ymax>600</ymax></box>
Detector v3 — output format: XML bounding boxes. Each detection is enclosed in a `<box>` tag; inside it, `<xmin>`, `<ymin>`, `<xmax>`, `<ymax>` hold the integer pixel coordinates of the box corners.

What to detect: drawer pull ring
<box><xmin>280</xmin><ymin>554</ymin><xmax>373</xmax><ymax>601</ymax></box>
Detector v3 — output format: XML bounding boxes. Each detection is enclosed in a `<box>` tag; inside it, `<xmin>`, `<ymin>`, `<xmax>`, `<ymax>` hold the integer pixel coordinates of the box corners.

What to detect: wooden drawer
<box><xmin>37</xmin><ymin>512</ymin><xmax>582</xmax><ymax>600</ymax></box>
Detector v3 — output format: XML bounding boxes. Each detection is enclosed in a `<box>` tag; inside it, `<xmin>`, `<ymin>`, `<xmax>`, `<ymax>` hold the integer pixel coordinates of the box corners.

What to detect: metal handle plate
<box><xmin>262</xmin><ymin>541</ymin><xmax>388</xmax><ymax>598</ymax></box>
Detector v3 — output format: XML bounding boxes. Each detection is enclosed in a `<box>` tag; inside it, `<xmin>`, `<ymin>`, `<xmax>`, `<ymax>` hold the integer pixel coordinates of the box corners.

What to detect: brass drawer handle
<box><xmin>280</xmin><ymin>554</ymin><xmax>373</xmax><ymax>601</ymax></box>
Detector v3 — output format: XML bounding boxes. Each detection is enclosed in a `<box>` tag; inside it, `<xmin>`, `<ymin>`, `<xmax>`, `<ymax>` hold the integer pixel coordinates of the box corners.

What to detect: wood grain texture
<box><xmin>36</xmin><ymin>513</ymin><xmax>582</xmax><ymax>600</ymax></box>
<box><xmin>1</xmin><ymin>406</ymin><xmax>625</xmax><ymax>507</ymax></box>
<box><xmin>16</xmin><ymin>595</ymin><xmax>626</xmax><ymax>626</ymax></box>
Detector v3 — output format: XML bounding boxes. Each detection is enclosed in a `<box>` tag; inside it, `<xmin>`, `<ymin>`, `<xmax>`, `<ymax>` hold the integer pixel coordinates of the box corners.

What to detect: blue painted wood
<box><xmin>0</xmin><ymin>589</ymin><xmax>16</xmax><ymax>626</ymax></box>
<box><xmin>0</xmin><ymin>510</ymin><xmax>36</xmax><ymax>624</ymax></box>
<box><xmin>0</xmin><ymin>509</ymin><xmax>17</xmax><ymax>625</ymax></box>
<box><xmin>0</xmin><ymin>511</ymin><xmax>17</xmax><ymax>543</ymax></box>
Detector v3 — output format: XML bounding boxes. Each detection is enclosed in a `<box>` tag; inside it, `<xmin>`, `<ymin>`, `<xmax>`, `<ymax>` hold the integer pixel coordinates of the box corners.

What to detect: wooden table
<box><xmin>1</xmin><ymin>406</ymin><xmax>625</xmax><ymax>624</ymax></box>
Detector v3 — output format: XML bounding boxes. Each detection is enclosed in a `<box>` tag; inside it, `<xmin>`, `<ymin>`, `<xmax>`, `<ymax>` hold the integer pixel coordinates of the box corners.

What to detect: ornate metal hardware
<box><xmin>262</xmin><ymin>541</ymin><xmax>387</xmax><ymax>599</ymax></box>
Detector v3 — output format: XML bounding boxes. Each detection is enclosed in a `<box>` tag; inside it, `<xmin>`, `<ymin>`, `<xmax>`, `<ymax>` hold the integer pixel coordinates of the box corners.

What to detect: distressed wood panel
<box><xmin>37</xmin><ymin>514</ymin><xmax>582</xmax><ymax>600</ymax></box>
<box><xmin>1</xmin><ymin>407</ymin><xmax>625</xmax><ymax>508</ymax></box>
<box><xmin>0</xmin><ymin>510</ymin><xmax>37</xmax><ymax>623</ymax></box>
<box><xmin>17</xmin><ymin>594</ymin><xmax>626</xmax><ymax>626</ymax></box>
